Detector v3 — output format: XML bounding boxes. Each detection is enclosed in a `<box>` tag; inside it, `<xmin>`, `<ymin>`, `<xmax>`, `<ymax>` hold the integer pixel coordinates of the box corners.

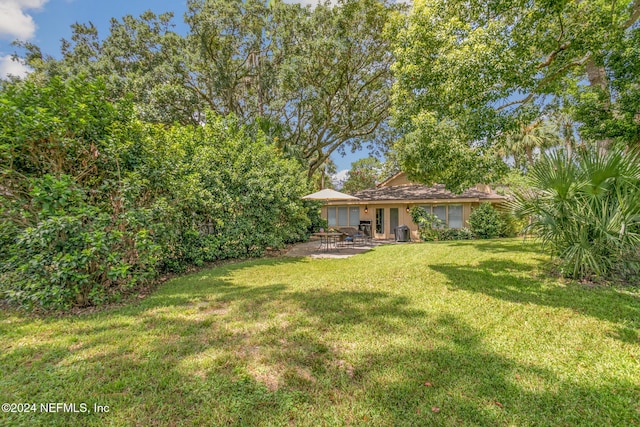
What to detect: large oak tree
<box><xmin>391</xmin><ymin>0</ymin><xmax>640</xmax><ymax>192</ymax></box>
<box><xmin>16</xmin><ymin>0</ymin><xmax>398</xmax><ymax>180</ymax></box>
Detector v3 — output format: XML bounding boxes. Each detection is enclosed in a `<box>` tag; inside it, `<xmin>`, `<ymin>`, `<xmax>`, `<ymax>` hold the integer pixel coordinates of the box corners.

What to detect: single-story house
<box><xmin>321</xmin><ymin>172</ymin><xmax>507</xmax><ymax>240</ymax></box>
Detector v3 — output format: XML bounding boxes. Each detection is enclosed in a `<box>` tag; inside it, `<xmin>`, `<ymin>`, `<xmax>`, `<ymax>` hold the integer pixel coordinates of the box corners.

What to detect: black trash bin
<box><xmin>395</xmin><ymin>224</ymin><xmax>410</xmax><ymax>242</ymax></box>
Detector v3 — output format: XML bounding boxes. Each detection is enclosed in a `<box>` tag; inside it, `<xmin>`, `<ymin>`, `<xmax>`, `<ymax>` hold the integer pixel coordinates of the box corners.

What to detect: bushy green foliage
<box><xmin>1</xmin><ymin>175</ymin><xmax>159</xmax><ymax>310</ymax></box>
<box><xmin>437</xmin><ymin>227</ymin><xmax>474</xmax><ymax>241</ymax></box>
<box><xmin>513</xmin><ymin>149</ymin><xmax>640</xmax><ymax>280</ymax></box>
<box><xmin>341</xmin><ymin>157</ymin><xmax>383</xmax><ymax>193</ymax></box>
<box><xmin>411</xmin><ymin>201</ymin><xmax>515</xmax><ymax>241</ymax></box>
<box><xmin>574</xmin><ymin>26</ymin><xmax>640</xmax><ymax>150</ymax></box>
<box><xmin>468</xmin><ymin>203</ymin><xmax>502</xmax><ymax>239</ymax></box>
<box><xmin>304</xmin><ymin>201</ymin><xmax>328</xmax><ymax>234</ymax></box>
<box><xmin>144</xmin><ymin>119</ymin><xmax>310</xmax><ymax>271</ymax></box>
<box><xmin>0</xmin><ymin>77</ymin><xmax>160</xmax><ymax>309</ymax></box>
<box><xmin>0</xmin><ymin>76</ymin><xmax>310</xmax><ymax>310</ymax></box>
<box><xmin>498</xmin><ymin>211</ymin><xmax>526</xmax><ymax>238</ymax></box>
<box><xmin>391</xmin><ymin>0</ymin><xmax>640</xmax><ymax>190</ymax></box>
<box><xmin>411</xmin><ymin>206</ymin><xmax>475</xmax><ymax>241</ymax></box>
<box><xmin>409</xmin><ymin>206</ymin><xmax>443</xmax><ymax>241</ymax></box>
<box><xmin>20</xmin><ymin>0</ymin><xmax>397</xmax><ymax>179</ymax></box>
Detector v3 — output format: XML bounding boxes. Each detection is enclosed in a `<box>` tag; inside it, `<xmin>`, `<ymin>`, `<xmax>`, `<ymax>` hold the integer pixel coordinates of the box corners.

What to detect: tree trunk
<box><xmin>585</xmin><ymin>58</ymin><xmax>612</xmax><ymax>154</ymax></box>
<box><xmin>526</xmin><ymin>147</ymin><xmax>534</xmax><ymax>167</ymax></box>
<box><xmin>566</xmin><ymin>137</ymin><xmax>573</xmax><ymax>160</ymax></box>
<box><xmin>563</xmin><ymin>122</ymin><xmax>574</xmax><ymax>160</ymax></box>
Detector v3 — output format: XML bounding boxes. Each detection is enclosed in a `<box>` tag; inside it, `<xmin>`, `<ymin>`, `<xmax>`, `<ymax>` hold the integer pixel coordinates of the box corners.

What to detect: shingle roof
<box><xmin>350</xmin><ymin>184</ymin><xmax>507</xmax><ymax>202</ymax></box>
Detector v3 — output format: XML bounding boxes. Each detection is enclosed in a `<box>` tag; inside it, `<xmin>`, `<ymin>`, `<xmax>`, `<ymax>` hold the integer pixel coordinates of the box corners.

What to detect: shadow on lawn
<box><xmin>430</xmin><ymin>258</ymin><xmax>640</xmax><ymax>329</ymax></box>
<box><xmin>2</xmin><ymin>257</ymin><xmax>639</xmax><ymax>426</ymax></box>
<box><xmin>445</xmin><ymin>238</ymin><xmax>542</xmax><ymax>254</ymax></box>
<box><xmin>361</xmin><ymin>314</ymin><xmax>639</xmax><ymax>426</ymax></box>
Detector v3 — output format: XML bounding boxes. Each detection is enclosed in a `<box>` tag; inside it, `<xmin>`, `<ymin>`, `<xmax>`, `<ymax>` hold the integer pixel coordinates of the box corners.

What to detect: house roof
<box><xmin>376</xmin><ymin>171</ymin><xmax>405</xmax><ymax>188</ymax></box>
<box><xmin>347</xmin><ymin>184</ymin><xmax>507</xmax><ymax>203</ymax></box>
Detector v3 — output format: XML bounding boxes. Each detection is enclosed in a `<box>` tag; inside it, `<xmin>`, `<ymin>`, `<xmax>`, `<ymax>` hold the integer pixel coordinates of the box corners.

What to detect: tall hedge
<box><xmin>142</xmin><ymin>117</ymin><xmax>311</xmax><ymax>271</ymax></box>
<box><xmin>0</xmin><ymin>77</ymin><xmax>310</xmax><ymax>310</ymax></box>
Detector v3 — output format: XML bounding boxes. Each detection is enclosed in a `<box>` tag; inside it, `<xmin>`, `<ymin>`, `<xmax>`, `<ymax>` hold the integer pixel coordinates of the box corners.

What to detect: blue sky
<box><xmin>0</xmin><ymin>0</ymin><xmax>376</xmax><ymax>175</ymax></box>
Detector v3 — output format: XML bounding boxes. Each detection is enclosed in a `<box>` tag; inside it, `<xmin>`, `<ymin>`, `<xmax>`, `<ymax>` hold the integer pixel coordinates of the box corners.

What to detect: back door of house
<box><xmin>390</xmin><ymin>208</ymin><xmax>399</xmax><ymax>235</ymax></box>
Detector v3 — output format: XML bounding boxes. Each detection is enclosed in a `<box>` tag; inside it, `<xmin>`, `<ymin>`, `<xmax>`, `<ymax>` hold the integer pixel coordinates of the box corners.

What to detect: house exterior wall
<box><xmin>321</xmin><ymin>201</ymin><xmax>489</xmax><ymax>240</ymax></box>
<box><xmin>379</xmin><ymin>173</ymin><xmax>414</xmax><ymax>187</ymax></box>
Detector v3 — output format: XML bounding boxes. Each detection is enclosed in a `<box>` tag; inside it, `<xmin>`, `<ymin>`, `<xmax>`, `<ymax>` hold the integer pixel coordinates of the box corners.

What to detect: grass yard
<box><xmin>1</xmin><ymin>239</ymin><xmax>639</xmax><ymax>426</ymax></box>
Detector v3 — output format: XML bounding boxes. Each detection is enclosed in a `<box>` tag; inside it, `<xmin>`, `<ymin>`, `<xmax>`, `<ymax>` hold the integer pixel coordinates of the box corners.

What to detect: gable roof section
<box><xmin>376</xmin><ymin>171</ymin><xmax>407</xmax><ymax>188</ymax></box>
<box><xmin>349</xmin><ymin>184</ymin><xmax>507</xmax><ymax>202</ymax></box>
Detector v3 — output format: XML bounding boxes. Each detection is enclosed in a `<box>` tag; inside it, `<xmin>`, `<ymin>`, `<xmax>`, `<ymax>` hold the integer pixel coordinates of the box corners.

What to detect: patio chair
<box><xmin>337</xmin><ymin>227</ymin><xmax>358</xmax><ymax>247</ymax></box>
<box><xmin>357</xmin><ymin>223</ymin><xmax>373</xmax><ymax>245</ymax></box>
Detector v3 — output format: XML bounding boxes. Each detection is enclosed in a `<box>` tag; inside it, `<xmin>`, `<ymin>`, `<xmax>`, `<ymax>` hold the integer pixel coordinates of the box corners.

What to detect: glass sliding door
<box><xmin>390</xmin><ymin>208</ymin><xmax>399</xmax><ymax>233</ymax></box>
<box><xmin>375</xmin><ymin>208</ymin><xmax>384</xmax><ymax>234</ymax></box>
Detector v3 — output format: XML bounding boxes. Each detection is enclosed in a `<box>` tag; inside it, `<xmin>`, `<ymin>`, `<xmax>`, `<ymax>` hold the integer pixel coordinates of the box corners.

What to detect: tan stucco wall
<box><xmin>379</xmin><ymin>172</ymin><xmax>413</xmax><ymax>187</ymax></box>
<box><xmin>465</xmin><ymin>203</ymin><xmax>475</xmax><ymax>227</ymax></box>
<box><xmin>321</xmin><ymin>202</ymin><xmax>489</xmax><ymax>240</ymax></box>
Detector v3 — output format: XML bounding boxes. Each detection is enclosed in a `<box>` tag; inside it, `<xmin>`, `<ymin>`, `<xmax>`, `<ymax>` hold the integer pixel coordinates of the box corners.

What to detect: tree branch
<box><xmin>622</xmin><ymin>0</ymin><xmax>640</xmax><ymax>29</ymax></box>
<box><xmin>537</xmin><ymin>42</ymin><xmax>571</xmax><ymax>69</ymax></box>
<box><xmin>498</xmin><ymin>52</ymin><xmax>592</xmax><ymax>112</ymax></box>
<box><xmin>496</xmin><ymin>94</ymin><xmax>535</xmax><ymax>111</ymax></box>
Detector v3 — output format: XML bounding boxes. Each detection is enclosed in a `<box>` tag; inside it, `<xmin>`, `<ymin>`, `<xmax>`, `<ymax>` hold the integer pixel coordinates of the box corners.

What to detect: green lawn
<box><xmin>1</xmin><ymin>239</ymin><xmax>639</xmax><ymax>426</ymax></box>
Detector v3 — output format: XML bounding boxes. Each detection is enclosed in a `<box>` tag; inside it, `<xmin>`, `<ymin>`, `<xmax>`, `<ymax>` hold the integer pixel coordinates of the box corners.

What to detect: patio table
<box><xmin>311</xmin><ymin>232</ymin><xmax>344</xmax><ymax>251</ymax></box>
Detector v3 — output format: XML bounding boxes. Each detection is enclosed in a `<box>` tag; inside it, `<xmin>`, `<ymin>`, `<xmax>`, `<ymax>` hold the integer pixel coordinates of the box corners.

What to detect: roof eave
<box><xmin>324</xmin><ymin>197</ymin><xmax>506</xmax><ymax>205</ymax></box>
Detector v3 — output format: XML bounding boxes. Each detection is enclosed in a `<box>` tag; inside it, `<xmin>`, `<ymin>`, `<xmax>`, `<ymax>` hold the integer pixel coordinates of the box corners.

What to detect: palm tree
<box><xmin>552</xmin><ymin>111</ymin><xmax>580</xmax><ymax>159</ymax></box>
<box><xmin>501</xmin><ymin>120</ymin><xmax>560</xmax><ymax>170</ymax></box>
<box><xmin>312</xmin><ymin>158</ymin><xmax>337</xmax><ymax>190</ymax></box>
<box><xmin>512</xmin><ymin>148</ymin><xmax>640</xmax><ymax>279</ymax></box>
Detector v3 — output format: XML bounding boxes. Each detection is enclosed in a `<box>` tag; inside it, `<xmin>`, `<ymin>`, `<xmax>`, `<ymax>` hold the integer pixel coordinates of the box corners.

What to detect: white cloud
<box><xmin>0</xmin><ymin>54</ymin><xmax>30</xmax><ymax>78</ymax></box>
<box><xmin>331</xmin><ymin>169</ymin><xmax>349</xmax><ymax>189</ymax></box>
<box><xmin>0</xmin><ymin>0</ymin><xmax>48</xmax><ymax>41</ymax></box>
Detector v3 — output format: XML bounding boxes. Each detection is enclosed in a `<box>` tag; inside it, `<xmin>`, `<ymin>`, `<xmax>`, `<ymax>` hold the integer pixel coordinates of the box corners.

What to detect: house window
<box><xmin>417</xmin><ymin>204</ymin><xmax>464</xmax><ymax>229</ymax></box>
<box><xmin>338</xmin><ymin>207</ymin><xmax>348</xmax><ymax>226</ymax></box>
<box><xmin>349</xmin><ymin>207</ymin><xmax>360</xmax><ymax>226</ymax></box>
<box><xmin>328</xmin><ymin>207</ymin><xmax>337</xmax><ymax>226</ymax></box>
<box><xmin>448</xmin><ymin>205</ymin><xmax>463</xmax><ymax>228</ymax></box>
<box><xmin>327</xmin><ymin>206</ymin><xmax>360</xmax><ymax>227</ymax></box>
<box><xmin>375</xmin><ymin>208</ymin><xmax>384</xmax><ymax>234</ymax></box>
<box><xmin>432</xmin><ymin>206</ymin><xmax>447</xmax><ymax>228</ymax></box>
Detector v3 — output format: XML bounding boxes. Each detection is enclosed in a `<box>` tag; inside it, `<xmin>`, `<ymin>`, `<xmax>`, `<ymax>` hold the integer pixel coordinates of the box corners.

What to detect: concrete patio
<box><xmin>284</xmin><ymin>238</ymin><xmax>395</xmax><ymax>259</ymax></box>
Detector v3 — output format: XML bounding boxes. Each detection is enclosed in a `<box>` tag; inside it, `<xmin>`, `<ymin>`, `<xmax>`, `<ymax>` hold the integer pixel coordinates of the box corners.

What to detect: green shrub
<box><xmin>1</xmin><ymin>175</ymin><xmax>159</xmax><ymax>310</ymax></box>
<box><xmin>469</xmin><ymin>203</ymin><xmax>502</xmax><ymax>239</ymax></box>
<box><xmin>438</xmin><ymin>227</ymin><xmax>474</xmax><ymax>241</ymax></box>
<box><xmin>0</xmin><ymin>76</ymin><xmax>311</xmax><ymax>310</ymax></box>
<box><xmin>305</xmin><ymin>201</ymin><xmax>328</xmax><ymax>234</ymax></box>
<box><xmin>147</xmin><ymin>118</ymin><xmax>310</xmax><ymax>272</ymax></box>
<box><xmin>410</xmin><ymin>207</ymin><xmax>474</xmax><ymax>241</ymax></box>
<box><xmin>512</xmin><ymin>148</ymin><xmax>640</xmax><ymax>280</ymax></box>
<box><xmin>498</xmin><ymin>211</ymin><xmax>526</xmax><ymax>237</ymax></box>
<box><xmin>410</xmin><ymin>206</ymin><xmax>443</xmax><ymax>241</ymax></box>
